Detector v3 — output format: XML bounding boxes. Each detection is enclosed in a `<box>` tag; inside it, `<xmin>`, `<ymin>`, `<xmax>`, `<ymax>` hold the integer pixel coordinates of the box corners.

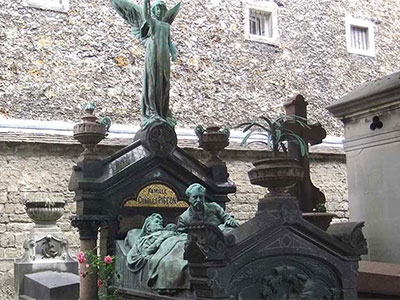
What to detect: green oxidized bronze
<box><xmin>122</xmin><ymin>183</ymin><xmax>238</xmax><ymax>294</ymax></box>
<box><xmin>125</xmin><ymin>213</ymin><xmax>189</xmax><ymax>293</ymax></box>
<box><xmin>112</xmin><ymin>0</ymin><xmax>180</xmax><ymax>129</ymax></box>
<box><xmin>177</xmin><ymin>183</ymin><xmax>239</xmax><ymax>233</ymax></box>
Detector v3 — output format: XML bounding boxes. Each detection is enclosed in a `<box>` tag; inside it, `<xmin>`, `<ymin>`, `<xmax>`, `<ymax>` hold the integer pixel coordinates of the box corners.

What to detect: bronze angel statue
<box><xmin>112</xmin><ymin>0</ymin><xmax>181</xmax><ymax>128</ymax></box>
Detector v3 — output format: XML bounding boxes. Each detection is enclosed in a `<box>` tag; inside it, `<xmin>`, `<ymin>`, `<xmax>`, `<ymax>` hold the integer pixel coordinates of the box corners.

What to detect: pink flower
<box><xmin>97</xmin><ymin>279</ymin><xmax>103</xmax><ymax>287</ymax></box>
<box><xmin>77</xmin><ymin>252</ymin><xmax>86</xmax><ymax>264</ymax></box>
<box><xmin>80</xmin><ymin>271</ymin><xmax>86</xmax><ymax>278</ymax></box>
<box><xmin>85</xmin><ymin>264</ymin><xmax>90</xmax><ymax>269</ymax></box>
<box><xmin>104</xmin><ymin>255</ymin><xmax>113</xmax><ymax>264</ymax></box>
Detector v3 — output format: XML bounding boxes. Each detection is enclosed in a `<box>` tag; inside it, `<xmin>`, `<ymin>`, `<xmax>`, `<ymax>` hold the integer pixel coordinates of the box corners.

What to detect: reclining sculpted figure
<box><xmin>125</xmin><ymin>213</ymin><xmax>189</xmax><ymax>294</ymax></box>
<box><xmin>124</xmin><ymin>183</ymin><xmax>239</xmax><ymax>294</ymax></box>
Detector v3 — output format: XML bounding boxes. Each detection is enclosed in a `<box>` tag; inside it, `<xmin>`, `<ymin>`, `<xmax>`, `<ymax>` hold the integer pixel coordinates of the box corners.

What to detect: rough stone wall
<box><xmin>1</xmin><ymin>0</ymin><xmax>400</xmax><ymax>136</ymax></box>
<box><xmin>0</xmin><ymin>139</ymin><xmax>348</xmax><ymax>299</ymax></box>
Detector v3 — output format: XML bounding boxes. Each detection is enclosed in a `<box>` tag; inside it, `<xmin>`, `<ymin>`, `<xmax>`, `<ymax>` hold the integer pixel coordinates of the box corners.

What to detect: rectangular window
<box><xmin>249</xmin><ymin>10</ymin><xmax>273</xmax><ymax>38</ymax></box>
<box><xmin>345</xmin><ymin>16</ymin><xmax>375</xmax><ymax>57</ymax></box>
<box><xmin>350</xmin><ymin>25</ymin><xmax>369</xmax><ymax>51</ymax></box>
<box><xmin>244</xmin><ymin>1</ymin><xmax>278</xmax><ymax>45</ymax></box>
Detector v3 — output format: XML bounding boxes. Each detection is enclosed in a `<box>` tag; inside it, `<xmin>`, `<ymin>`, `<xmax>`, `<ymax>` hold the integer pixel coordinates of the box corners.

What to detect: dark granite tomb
<box><xmin>69</xmin><ymin>109</ymin><xmax>367</xmax><ymax>299</ymax></box>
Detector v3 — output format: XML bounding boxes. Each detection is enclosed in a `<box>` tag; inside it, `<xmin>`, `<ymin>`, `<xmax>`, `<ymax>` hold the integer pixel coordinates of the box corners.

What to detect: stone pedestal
<box><xmin>23</xmin><ymin>271</ymin><xmax>79</xmax><ymax>300</ymax></box>
<box><xmin>328</xmin><ymin>71</ymin><xmax>400</xmax><ymax>263</ymax></box>
<box><xmin>14</xmin><ymin>199</ymin><xmax>78</xmax><ymax>300</ymax></box>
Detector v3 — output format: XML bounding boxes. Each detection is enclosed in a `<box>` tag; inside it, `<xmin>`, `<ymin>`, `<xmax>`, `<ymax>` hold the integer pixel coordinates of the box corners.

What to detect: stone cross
<box><xmin>283</xmin><ymin>94</ymin><xmax>327</xmax><ymax>213</ymax></box>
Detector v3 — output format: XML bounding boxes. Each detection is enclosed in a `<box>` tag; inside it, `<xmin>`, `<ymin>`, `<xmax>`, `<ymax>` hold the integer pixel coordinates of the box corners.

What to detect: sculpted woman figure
<box><xmin>112</xmin><ymin>0</ymin><xmax>180</xmax><ymax>128</ymax></box>
<box><xmin>125</xmin><ymin>213</ymin><xmax>189</xmax><ymax>293</ymax></box>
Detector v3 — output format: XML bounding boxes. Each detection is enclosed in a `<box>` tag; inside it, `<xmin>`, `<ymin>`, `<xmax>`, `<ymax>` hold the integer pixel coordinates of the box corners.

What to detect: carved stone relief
<box><xmin>231</xmin><ymin>257</ymin><xmax>341</xmax><ymax>300</ymax></box>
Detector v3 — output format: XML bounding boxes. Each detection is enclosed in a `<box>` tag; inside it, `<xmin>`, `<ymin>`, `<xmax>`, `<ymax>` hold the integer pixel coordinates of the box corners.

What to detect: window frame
<box><xmin>345</xmin><ymin>16</ymin><xmax>376</xmax><ymax>57</ymax></box>
<box><xmin>244</xmin><ymin>1</ymin><xmax>279</xmax><ymax>46</ymax></box>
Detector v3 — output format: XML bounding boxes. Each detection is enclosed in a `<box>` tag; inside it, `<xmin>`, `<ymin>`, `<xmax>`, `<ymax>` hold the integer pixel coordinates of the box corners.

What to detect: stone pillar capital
<box><xmin>71</xmin><ymin>216</ymin><xmax>108</xmax><ymax>240</ymax></box>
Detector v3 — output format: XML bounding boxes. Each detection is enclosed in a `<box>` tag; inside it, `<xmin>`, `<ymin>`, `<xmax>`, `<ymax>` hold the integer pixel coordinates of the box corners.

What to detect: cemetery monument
<box><xmin>67</xmin><ymin>0</ymin><xmax>369</xmax><ymax>299</ymax></box>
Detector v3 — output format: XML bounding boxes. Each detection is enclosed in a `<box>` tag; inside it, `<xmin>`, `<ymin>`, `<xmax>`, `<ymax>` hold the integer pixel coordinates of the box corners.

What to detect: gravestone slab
<box><xmin>22</xmin><ymin>271</ymin><xmax>79</xmax><ymax>300</ymax></box>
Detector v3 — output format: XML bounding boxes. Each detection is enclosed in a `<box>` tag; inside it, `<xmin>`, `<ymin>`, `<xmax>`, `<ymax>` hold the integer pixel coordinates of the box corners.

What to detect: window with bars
<box><xmin>350</xmin><ymin>25</ymin><xmax>369</xmax><ymax>51</ymax></box>
<box><xmin>244</xmin><ymin>1</ymin><xmax>278</xmax><ymax>45</ymax></box>
<box><xmin>345</xmin><ymin>16</ymin><xmax>375</xmax><ymax>57</ymax></box>
<box><xmin>249</xmin><ymin>10</ymin><xmax>273</xmax><ymax>38</ymax></box>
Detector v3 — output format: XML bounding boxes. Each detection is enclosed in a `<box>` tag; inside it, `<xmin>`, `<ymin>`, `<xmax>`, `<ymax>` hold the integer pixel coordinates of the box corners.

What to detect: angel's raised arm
<box><xmin>142</xmin><ymin>0</ymin><xmax>155</xmax><ymax>29</ymax></box>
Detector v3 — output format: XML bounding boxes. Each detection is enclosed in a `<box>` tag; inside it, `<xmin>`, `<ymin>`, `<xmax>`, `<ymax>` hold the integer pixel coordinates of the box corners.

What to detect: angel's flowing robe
<box><xmin>141</xmin><ymin>19</ymin><xmax>175</xmax><ymax>128</ymax></box>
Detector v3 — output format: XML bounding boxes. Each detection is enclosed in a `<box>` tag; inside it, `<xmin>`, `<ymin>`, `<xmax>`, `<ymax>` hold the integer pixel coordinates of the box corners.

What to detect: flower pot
<box><xmin>248</xmin><ymin>157</ymin><xmax>304</xmax><ymax>190</ymax></box>
<box><xmin>302</xmin><ymin>212</ymin><xmax>336</xmax><ymax>231</ymax></box>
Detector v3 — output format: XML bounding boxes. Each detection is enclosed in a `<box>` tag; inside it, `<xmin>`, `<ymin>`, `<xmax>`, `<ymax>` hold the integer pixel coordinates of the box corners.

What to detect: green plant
<box><xmin>78</xmin><ymin>249</ymin><xmax>120</xmax><ymax>300</ymax></box>
<box><xmin>238</xmin><ymin>115</ymin><xmax>311</xmax><ymax>157</ymax></box>
<box><xmin>313</xmin><ymin>203</ymin><xmax>327</xmax><ymax>212</ymax></box>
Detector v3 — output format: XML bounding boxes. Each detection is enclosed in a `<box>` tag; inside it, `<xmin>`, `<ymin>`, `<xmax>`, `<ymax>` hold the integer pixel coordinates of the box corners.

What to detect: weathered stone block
<box><xmin>15</xmin><ymin>232</ymin><xmax>27</xmax><ymax>247</ymax></box>
<box><xmin>0</xmin><ymin>260</ymin><xmax>13</xmax><ymax>272</ymax></box>
<box><xmin>15</xmin><ymin>204</ymin><xmax>26</xmax><ymax>214</ymax></box>
<box><xmin>0</xmin><ymin>232</ymin><xmax>15</xmax><ymax>248</ymax></box>
<box><xmin>7</xmin><ymin>223</ymin><xmax>33</xmax><ymax>232</ymax></box>
<box><xmin>0</xmin><ymin>183</ymin><xmax>7</xmax><ymax>191</ymax></box>
<box><xmin>9</xmin><ymin>214</ymin><xmax>30</xmax><ymax>223</ymax></box>
<box><xmin>23</xmin><ymin>271</ymin><xmax>79</xmax><ymax>300</ymax></box>
<box><xmin>0</xmin><ymin>214</ymin><xmax>9</xmax><ymax>223</ymax></box>
<box><xmin>0</xmin><ymin>192</ymin><xmax>7</xmax><ymax>204</ymax></box>
<box><xmin>5</xmin><ymin>247</ymin><xmax>21</xmax><ymax>258</ymax></box>
<box><xmin>4</xmin><ymin>204</ymin><xmax>14</xmax><ymax>214</ymax></box>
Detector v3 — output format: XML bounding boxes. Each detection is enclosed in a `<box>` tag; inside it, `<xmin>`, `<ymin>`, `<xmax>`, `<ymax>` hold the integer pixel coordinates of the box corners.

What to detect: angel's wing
<box><xmin>111</xmin><ymin>0</ymin><xmax>149</xmax><ymax>41</ymax></box>
<box><xmin>162</xmin><ymin>2</ymin><xmax>181</xmax><ymax>25</ymax></box>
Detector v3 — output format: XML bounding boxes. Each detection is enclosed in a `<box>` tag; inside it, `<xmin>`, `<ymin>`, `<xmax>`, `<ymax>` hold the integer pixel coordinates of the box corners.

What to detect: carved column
<box><xmin>71</xmin><ymin>218</ymin><xmax>104</xmax><ymax>300</ymax></box>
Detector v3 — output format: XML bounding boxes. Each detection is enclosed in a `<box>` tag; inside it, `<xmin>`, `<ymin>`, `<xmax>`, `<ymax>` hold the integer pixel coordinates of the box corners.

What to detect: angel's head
<box><xmin>152</xmin><ymin>1</ymin><xmax>167</xmax><ymax>20</ymax></box>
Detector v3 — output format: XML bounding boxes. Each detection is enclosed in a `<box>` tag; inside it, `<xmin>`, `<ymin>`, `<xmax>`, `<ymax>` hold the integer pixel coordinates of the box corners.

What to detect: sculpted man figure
<box><xmin>177</xmin><ymin>183</ymin><xmax>239</xmax><ymax>233</ymax></box>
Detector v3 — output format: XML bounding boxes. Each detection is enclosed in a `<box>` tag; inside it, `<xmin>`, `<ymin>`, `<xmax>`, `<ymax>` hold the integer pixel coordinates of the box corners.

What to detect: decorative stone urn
<box><xmin>73</xmin><ymin>102</ymin><xmax>107</xmax><ymax>160</ymax></box>
<box><xmin>195</xmin><ymin>125</ymin><xmax>230</xmax><ymax>167</ymax></box>
<box><xmin>249</xmin><ymin>157</ymin><xmax>304</xmax><ymax>193</ymax></box>
<box><xmin>25</xmin><ymin>199</ymin><xmax>65</xmax><ymax>224</ymax></box>
<box><xmin>248</xmin><ymin>157</ymin><xmax>305</xmax><ymax>213</ymax></box>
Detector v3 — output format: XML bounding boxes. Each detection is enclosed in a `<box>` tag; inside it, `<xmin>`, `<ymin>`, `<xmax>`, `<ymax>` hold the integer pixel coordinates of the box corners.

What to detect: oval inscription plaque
<box><xmin>123</xmin><ymin>183</ymin><xmax>188</xmax><ymax>208</ymax></box>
